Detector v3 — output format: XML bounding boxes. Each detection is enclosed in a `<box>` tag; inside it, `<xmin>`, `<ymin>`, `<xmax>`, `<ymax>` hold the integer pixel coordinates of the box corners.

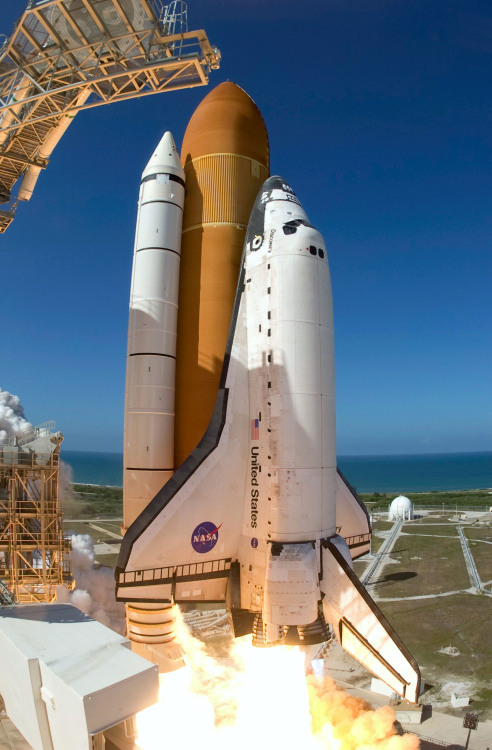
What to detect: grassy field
<box><xmin>378</xmin><ymin>594</ymin><xmax>492</xmax><ymax>718</ymax></box>
<box><xmin>95</xmin><ymin>553</ymin><xmax>121</xmax><ymax>568</ymax></box>
<box><xmin>466</xmin><ymin>539</ymin><xmax>492</xmax><ymax>585</ymax></box>
<box><xmin>352</xmin><ymin>559</ymin><xmax>369</xmax><ymax>577</ymax></box>
<box><xmin>372</xmin><ymin>519</ymin><xmax>394</xmax><ymax>531</ymax></box>
<box><xmin>401</xmin><ymin>523</ymin><xmax>459</xmax><ymax>537</ymax></box>
<box><xmin>96</xmin><ymin>521</ymin><xmax>123</xmax><ymax>535</ymax></box>
<box><xmin>374</xmin><ymin>534</ymin><xmax>469</xmax><ymax>597</ymax></box>
<box><xmin>411</xmin><ymin>515</ymin><xmax>460</xmax><ymax>523</ymax></box>
<box><xmin>464</xmin><ymin>526</ymin><xmax>492</xmax><ymax>540</ymax></box>
<box><xmin>368</xmin><ymin>515</ymin><xmax>492</xmax><ymax>717</ymax></box>
<box><xmin>370</xmin><ymin>533</ymin><xmax>387</xmax><ymax>553</ymax></box>
<box><xmin>63</xmin><ymin>520</ymin><xmax>97</xmax><ymax>536</ymax></box>
<box><xmin>369</xmin><ymin>519</ymin><xmax>395</xmax><ymax>553</ymax></box>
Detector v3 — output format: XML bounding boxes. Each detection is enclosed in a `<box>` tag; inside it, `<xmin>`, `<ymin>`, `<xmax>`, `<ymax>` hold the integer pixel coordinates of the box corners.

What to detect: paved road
<box><xmin>87</xmin><ymin>522</ymin><xmax>122</xmax><ymax>539</ymax></box>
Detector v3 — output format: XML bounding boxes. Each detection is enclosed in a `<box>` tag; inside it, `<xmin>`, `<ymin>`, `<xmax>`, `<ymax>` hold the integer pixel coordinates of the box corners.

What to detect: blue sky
<box><xmin>1</xmin><ymin>0</ymin><xmax>491</xmax><ymax>455</ymax></box>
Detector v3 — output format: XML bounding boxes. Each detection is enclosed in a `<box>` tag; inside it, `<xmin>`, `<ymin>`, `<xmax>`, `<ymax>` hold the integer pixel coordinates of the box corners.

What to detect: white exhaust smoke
<box><xmin>0</xmin><ymin>387</ymin><xmax>32</xmax><ymax>448</ymax></box>
<box><xmin>57</xmin><ymin>534</ymin><xmax>126</xmax><ymax>634</ymax></box>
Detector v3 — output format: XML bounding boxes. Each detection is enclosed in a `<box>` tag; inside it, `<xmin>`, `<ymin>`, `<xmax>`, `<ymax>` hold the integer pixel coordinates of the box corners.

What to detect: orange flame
<box><xmin>135</xmin><ymin>613</ymin><xmax>420</xmax><ymax>750</ymax></box>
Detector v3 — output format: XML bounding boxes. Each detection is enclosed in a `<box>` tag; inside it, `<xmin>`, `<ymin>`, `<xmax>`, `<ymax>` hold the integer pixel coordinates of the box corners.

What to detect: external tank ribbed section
<box><xmin>183</xmin><ymin>154</ymin><xmax>268</xmax><ymax>229</ymax></box>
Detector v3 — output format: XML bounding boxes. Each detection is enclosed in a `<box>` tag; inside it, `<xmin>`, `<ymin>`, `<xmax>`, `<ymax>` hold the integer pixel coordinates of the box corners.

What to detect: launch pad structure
<box><xmin>0</xmin><ymin>0</ymin><xmax>220</xmax><ymax>233</ymax></box>
<box><xmin>0</xmin><ymin>421</ymin><xmax>71</xmax><ymax>604</ymax></box>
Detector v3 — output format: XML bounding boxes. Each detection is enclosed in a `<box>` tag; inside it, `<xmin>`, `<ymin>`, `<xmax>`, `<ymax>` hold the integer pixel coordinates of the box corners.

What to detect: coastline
<box><xmin>62</xmin><ymin>449</ymin><xmax>492</xmax><ymax>494</ymax></box>
<box><xmin>70</xmin><ymin>482</ymin><xmax>492</xmax><ymax>493</ymax></box>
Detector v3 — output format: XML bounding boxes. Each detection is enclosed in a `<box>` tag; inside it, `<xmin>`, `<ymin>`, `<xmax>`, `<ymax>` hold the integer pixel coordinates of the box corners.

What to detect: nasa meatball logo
<box><xmin>191</xmin><ymin>522</ymin><xmax>222</xmax><ymax>553</ymax></box>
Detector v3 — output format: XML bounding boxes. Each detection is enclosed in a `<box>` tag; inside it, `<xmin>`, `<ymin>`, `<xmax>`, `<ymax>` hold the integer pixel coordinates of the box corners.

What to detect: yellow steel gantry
<box><xmin>0</xmin><ymin>422</ymin><xmax>71</xmax><ymax>604</ymax></box>
<box><xmin>0</xmin><ymin>0</ymin><xmax>220</xmax><ymax>232</ymax></box>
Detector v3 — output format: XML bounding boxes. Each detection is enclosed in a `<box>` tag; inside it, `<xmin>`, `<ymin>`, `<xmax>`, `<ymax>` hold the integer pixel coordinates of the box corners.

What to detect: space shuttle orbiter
<box><xmin>116</xmin><ymin>175</ymin><xmax>421</xmax><ymax>703</ymax></box>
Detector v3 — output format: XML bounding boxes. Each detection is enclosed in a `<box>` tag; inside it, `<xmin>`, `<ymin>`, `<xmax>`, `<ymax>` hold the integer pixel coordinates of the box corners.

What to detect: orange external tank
<box><xmin>174</xmin><ymin>82</ymin><xmax>270</xmax><ymax>467</ymax></box>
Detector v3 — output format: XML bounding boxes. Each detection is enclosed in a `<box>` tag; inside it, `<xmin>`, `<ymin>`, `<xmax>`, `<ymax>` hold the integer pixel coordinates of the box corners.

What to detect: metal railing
<box><xmin>0</xmin><ymin>451</ymin><xmax>60</xmax><ymax>468</ymax></box>
<box><xmin>4</xmin><ymin>420</ymin><xmax>56</xmax><ymax>447</ymax></box>
<box><xmin>362</xmin><ymin>520</ymin><xmax>403</xmax><ymax>586</ymax></box>
<box><xmin>457</xmin><ymin>526</ymin><xmax>483</xmax><ymax>591</ymax></box>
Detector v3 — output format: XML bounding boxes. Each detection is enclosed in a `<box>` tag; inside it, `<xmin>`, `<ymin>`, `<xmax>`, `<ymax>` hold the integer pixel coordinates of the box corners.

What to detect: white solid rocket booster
<box><xmin>123</xmin><ymin>132</ymin><xmax>185</xmax><ymax>530</ymax></box>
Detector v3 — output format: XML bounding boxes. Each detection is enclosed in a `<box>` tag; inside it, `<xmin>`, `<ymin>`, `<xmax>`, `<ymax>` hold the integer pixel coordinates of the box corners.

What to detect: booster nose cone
<box><xmin>142</xmin><ymin>131</ymin><xmax>184</xmax><ymax>181</ymax></box>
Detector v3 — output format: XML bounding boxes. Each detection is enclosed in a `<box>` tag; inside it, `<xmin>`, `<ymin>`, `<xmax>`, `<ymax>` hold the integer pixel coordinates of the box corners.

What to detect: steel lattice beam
<box><xmin>0</xmin><ymin>0</ymin><xmax>220</xmax><ymax>232</ymax></box>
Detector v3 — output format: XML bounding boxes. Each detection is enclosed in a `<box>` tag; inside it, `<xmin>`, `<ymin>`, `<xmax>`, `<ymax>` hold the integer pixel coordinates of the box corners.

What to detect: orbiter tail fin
<box><xmin>336</xmin><ymin>469</ymin><xmax>371</xmax><ymax>559</ymax></box>
<box><xmin>320</xmin><ymin>538</ymin><xmax>421</xmax><ymax>703</ymax></box>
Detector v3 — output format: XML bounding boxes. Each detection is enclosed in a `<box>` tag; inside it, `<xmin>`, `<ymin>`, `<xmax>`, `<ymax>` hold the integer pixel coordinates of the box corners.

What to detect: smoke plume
<box><xmin>307</xmin><ymin>675</ymin><xmax>420</xmax><ymax>750</ymax></box>
<box><xmin>57</xmin><ymin>533</ymin><xmax>126</xmax><ymax>634</ymax></box>
<box><xmin>0</xmin><ymin>387</ymin><xmax>32</xmax><ymax>448</ymax></box>
<box><xmin>58</xmin><ymin>461</ymin><xmax>84</xmax><ymax>517</ymax></box>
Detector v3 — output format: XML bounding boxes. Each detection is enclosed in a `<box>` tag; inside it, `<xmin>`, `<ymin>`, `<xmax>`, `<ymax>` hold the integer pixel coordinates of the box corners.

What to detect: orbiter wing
<box><xmin>321</xmin><ymin>538</ymin><xmax>420</xmax><ymax>702</ymax></box>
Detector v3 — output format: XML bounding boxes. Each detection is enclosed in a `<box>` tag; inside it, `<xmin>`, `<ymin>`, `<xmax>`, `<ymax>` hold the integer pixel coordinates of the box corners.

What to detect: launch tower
<box><xmin>0</xmin><ymin>421</ymin><xmax>71</xmax><ymax>604</ymax></box>
<box><xmin>0</xmin><ymin>0</ymin><xmax>220</xmax><ymax>232</ymax></box>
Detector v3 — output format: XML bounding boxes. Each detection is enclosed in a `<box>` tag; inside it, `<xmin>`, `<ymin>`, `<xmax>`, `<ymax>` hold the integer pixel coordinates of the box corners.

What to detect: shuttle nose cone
<box><xmin>181</xmin><ymin>81</ymin><xmax>269</xmax><ymax>167</ymax></box>
<box><xmin>256</xmin><ymin>175</ymin><xmax>300</xmax><ymax>208</ymax></box>
<box><xmin>263</xmin><ymin>175</ymin><xmax>297</xmax><ymax>195</ymax></box>
<box><xmin>142</xmin><ymin>131</ymin><xmax>184</xmax><ymax>181</ymax></box>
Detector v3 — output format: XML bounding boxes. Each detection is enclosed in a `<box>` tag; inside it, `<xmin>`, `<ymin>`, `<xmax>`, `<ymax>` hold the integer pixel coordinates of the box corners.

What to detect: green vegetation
<box><xmin>466</xmin><ymin>539</ymin><xmax>492</xmax><ymax>585</ymax></box>
<box><xmin>372</xmin><ymin>520</ymin><xmax>394</xmax><ymax>531</ymax></box>
<box><xmin>370</xmin><ymin>535</ymin><xmax>385</xmax><ymax>554</ymax></box>
<box><xmin>410</xmin><ymin>515</ymin><xmax>458</xmax><ymax>523</ymax></box>
<box><xmin>63</xmin><ymin>520</ymin><xmax>96</xmax><ymax>536</ymax></box>
<box><xmin>352</xmin><ymin>559</ymin><xmax>369</xmax><ymax>577</ymax></box>
<box><xmin>361</xmin><ymin>489</ymin><xmax>492</xmax><ymax>511</ymax></box>
<box><xmin>95</xmin><ymin>553</ymin><xmax>120</xmax><ymax>569</ymax></box>
<box><xmin>401</xmin><ymin>523</ymin><xmax>459</xmax><ymax>536</ymax></box>
<box><xmin>369</xmin><ymin>519</ymin><xmax>395</xmax><ymax>553</ymax></box>
<box><xmin>375</xmin><ymin>534</ymin><xmax>468</xmax><ymax>597</ymax></box>
<box><xmin>472</xmin><ymin>687</ymin><xmax>492</xmax><ymax>717</ymax></box>
<box><xmin>463</xmin><ymin>526</ymin><xmax>492</xmax><ymax>541</ymax></box>
<box><xmin>378</xmin><ymin>594</ymin><xmax>492</xmax><ymax>718</ymax></box>
<box><xmin>97</xmin><ymin>522</ymin><xmax>123</xmax><ymax>535</ymax></box>
<box><xmin>62</xmin><ymin>484</ymin><xmax>123</xmax><ymax>518</ymax></box>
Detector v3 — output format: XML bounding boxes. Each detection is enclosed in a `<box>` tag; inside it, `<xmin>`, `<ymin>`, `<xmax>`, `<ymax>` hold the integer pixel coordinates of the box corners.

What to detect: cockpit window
<box><xmin>318</xmin><ymin>248</ymin><xmax>325</xmax><ymax>259</ymax></box>
<box><xmin>309</xmin><ymin>246</ymin><xmax>317</xmax><ymax>255</ymax></box>
<box><xmin>282</xmin><ymin>218</ymin><xmax>313</xmax><ymax>235</ymax></box>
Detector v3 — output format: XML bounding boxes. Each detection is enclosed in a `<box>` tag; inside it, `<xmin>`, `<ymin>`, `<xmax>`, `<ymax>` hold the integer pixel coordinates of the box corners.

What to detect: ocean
<box><xmin>61</xmin><ymin>450</ymin><xmax>492</xmax><ymax>493</ymax></box>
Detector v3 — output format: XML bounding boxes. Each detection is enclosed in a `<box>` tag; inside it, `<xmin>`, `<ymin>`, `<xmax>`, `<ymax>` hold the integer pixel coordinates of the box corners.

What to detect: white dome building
<box><xmin>389</xmin><ymin>495</ymin><xmax>414</xmax><ymax>521</ymax></box>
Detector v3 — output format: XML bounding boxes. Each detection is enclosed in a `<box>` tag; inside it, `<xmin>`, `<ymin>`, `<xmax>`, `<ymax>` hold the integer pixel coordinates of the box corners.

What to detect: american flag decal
<box><xmin>250</xmin><ymin>418</ymin><xmax>259</xmax><ymax>440</ymax></box>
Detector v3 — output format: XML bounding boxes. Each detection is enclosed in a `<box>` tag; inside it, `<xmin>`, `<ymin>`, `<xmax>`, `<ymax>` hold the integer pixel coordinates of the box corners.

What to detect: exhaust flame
<box><xmin>136</xmin><ymin>612</ymin><xmax>420</xmax><ymax>750</ymax></box>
